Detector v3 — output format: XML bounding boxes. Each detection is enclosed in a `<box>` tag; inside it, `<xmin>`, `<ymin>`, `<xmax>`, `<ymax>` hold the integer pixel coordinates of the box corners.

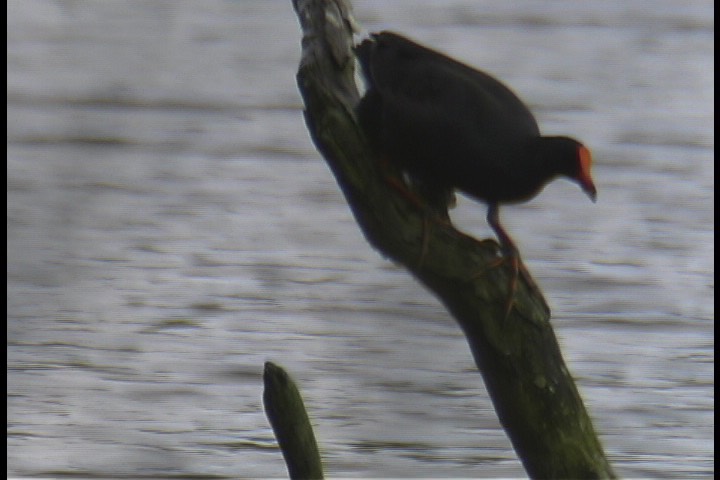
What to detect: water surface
<box><xmin>7</xmin><ymin>1</ymin><xmax>713</xmax><ymax>478</ymax></box>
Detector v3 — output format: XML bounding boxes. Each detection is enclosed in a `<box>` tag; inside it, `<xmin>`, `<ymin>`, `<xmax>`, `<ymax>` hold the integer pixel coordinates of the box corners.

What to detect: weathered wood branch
<box><xmin>291</xmin><ymin>0</ymin><xmax>615</xmax><ymax>478</ymax></box>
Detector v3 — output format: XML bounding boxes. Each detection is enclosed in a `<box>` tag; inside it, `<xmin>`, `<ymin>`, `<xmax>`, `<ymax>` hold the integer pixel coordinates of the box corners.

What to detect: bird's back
<box><xmin>357</xmin><ymin>32</ymin><xmax>544</xmax><ymax>201</ymax></box>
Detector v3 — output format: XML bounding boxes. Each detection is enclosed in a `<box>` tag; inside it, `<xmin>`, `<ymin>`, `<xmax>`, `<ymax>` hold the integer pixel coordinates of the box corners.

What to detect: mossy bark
<box><xmin>264</xmin><ymin>362</ymin><xmax>324</xmax><ymax>480</ymax></box>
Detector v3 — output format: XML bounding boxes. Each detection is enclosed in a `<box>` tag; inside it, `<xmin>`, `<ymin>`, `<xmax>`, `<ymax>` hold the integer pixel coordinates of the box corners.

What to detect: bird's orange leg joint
<box><xmin>375</xmin><ymin>158</ymin><xmax>439</xmax><ymax>270</ymax></box>
<box><xmin>477</xmin><ymin>204</ymin><xmax>544</xmax><ymax>318</ymax></box>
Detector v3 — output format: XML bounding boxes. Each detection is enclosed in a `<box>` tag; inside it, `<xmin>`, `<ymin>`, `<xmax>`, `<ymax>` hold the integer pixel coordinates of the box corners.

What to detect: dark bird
<box><xmin>355</xmin><ymin>31</ymin><xmax>596</xmax><ymax>268</ymax></box>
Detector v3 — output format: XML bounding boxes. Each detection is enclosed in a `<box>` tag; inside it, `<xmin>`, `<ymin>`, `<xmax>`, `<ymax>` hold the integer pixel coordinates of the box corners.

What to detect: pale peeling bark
<box><xmin>290</xmin><ymin>0</ymin><xmax>615</xmax><ymax>477</ymax></box>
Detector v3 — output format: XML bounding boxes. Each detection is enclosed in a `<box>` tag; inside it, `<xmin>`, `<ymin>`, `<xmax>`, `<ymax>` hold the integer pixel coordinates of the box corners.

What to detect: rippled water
<box><xmin>7</xmin><ymin>1</ymin><xmax>713</xmax><ymax>478</ymax></box>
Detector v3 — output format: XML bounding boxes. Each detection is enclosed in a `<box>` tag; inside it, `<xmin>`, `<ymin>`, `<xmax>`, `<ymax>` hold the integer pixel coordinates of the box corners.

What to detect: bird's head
<box><xmin>540</xmin><ymin>136</ymin><xmax>597</xmax><ymax>202</ymax></box>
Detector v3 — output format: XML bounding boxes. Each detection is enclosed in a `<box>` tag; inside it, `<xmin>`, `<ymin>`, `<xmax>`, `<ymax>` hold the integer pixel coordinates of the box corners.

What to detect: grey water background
<box><xmin>7</xmin><ymin>0</ymin><xmax>713</xmax><ymax>478</ymax></box>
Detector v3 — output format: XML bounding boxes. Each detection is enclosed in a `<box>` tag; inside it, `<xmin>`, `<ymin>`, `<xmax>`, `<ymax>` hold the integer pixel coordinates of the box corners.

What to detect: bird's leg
<box><xmin>385</xmin><ymin>176</ymin><xmax>434</xmax><ymax>269</ymax></box>
<box><xmin>483</xmin><ymin>204</ymin><xmax>520</xmax><ymax>317</ymax></box>
<box><xmin>373</xmin><ymin>156</ymin><xmax>433</xmax><ymax>267</ymax></box>
<box><xmin>485</xmin><ymin>204</ymin><xmax>541</xmax><ymax>317</ymax></box>
<box><xmin>380</xmin><ymin>169</ymin><xmax>452</xmax><ymax>270</ymax></box>
<box><xmin>417</xmin><ymin>213</ymin><xmax>432</xmax><ymax>270</ymax></box>
<box><xmin>413</xmin><ymin>182</ymin><xmax>454</xmax><ymax>269</ymax></box>
<box><xmin>383</xmin><ymin>174</ymin><xmax>426</xmax><ymax>210</ymax></box>
<box><xmin>487</xmin><ymin>204</ymin><xmax>518</xmax><ymax>256</ymax></box>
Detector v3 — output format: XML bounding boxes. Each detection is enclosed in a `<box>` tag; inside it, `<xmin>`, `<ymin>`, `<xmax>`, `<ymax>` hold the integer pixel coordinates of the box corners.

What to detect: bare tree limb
<box><xmin>264</xmin><ymin>362</ymin><xmax>324</xmax><ymax>479</ymax></box>
<box><xmin>290</xmin><ymin>0</ymin><xmax>616</xmax><ymax>477</ymax></box>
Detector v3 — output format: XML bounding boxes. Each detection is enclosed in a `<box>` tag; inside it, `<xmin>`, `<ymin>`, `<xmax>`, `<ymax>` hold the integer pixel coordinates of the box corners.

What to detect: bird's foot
<box><xmin>472</xmin><ymin>244</ymin><xmax>540</xmax><ymax>319</ymax></box>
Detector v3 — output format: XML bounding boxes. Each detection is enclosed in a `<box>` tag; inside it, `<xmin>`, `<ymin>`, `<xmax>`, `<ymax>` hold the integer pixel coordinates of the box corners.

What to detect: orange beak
<box><xmin>578</xmin><ymin>145</ymin><xmax>597</xmax><ymax>202</ymax></box>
